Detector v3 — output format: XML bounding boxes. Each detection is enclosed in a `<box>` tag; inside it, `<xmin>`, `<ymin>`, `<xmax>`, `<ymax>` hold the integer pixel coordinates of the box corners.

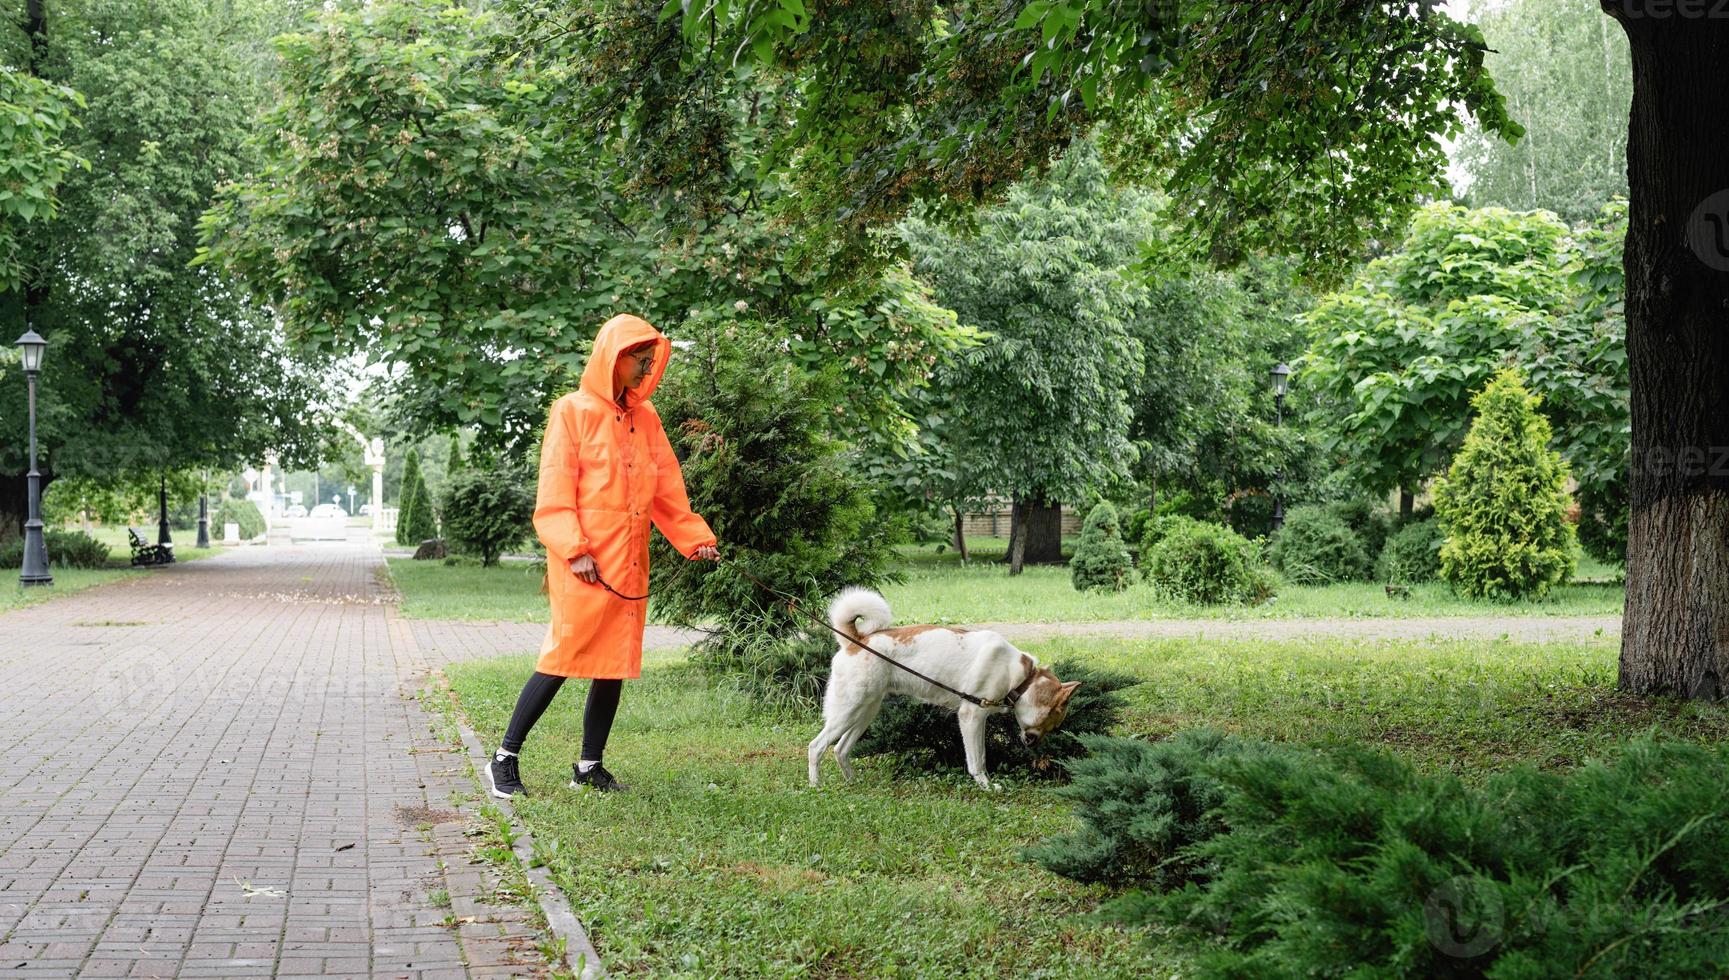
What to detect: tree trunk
<box><xmin>1399</xmin><ymin>488</ymin><xmax>1414</xmax><ymax>522</ymax></box>
<box><xmin>1609</xmin><ymin>4</ymin><xmax>1729</xmax><ymax>700</ymax></box>
<box><xmin>1007</xmin><ymin>500</ymin><xmax>1027</xmax><ymax>576</ymax></box>
<box><xmin>1022</xmin><ymin>499</ymin><xmax>1064</xmax><ymax>564</ymax></box>
<box><xmin>951</xmin><ymin>504</ymin><xmax>969</xmax><ymax>564</ymax></box>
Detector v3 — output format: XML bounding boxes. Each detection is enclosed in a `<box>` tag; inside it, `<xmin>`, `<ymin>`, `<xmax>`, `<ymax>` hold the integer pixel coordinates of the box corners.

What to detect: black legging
<box><xmin>501</xmin><ymin>672</ymin><xmax>623</xmax><ymax>762</ymax></box>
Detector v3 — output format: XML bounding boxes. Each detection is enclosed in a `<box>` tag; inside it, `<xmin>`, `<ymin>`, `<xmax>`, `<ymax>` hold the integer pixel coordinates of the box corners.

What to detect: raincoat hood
<box><xmin>581</xmin><ymin>313</ymin><xmax>672</xmax><ymax>408</ymax></box>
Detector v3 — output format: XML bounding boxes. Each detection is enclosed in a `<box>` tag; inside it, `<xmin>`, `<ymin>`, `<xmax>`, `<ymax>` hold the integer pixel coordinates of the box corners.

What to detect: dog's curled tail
<box><xmin>828</xmin><ymin>587</ymin><xmax>892</xmax><ymax>645</ymax></box>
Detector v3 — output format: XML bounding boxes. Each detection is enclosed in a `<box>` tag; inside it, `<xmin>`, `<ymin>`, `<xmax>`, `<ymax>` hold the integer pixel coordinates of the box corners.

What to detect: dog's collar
<box><xmin>994</xmin><ymin>653</ymin><xmax>1039</xmax><ymax>709</ymax></box>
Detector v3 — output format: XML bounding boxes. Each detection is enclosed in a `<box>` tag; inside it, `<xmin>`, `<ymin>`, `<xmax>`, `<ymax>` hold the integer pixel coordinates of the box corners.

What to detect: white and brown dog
<box><xmin>807</xmin><ymin>587</ymin><xmax>1081</xmax><ymax>790</ymax></box>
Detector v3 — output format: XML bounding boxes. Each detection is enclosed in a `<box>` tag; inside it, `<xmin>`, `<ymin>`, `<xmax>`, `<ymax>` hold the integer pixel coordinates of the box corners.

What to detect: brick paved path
<box><xmin>0</xmin><ymin>540</ymin><xmax>547</xmax><ymax>979</ymax></box>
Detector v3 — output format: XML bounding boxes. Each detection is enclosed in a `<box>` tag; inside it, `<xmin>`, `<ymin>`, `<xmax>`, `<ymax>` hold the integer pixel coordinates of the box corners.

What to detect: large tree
<box><xmin>634</xmin><ymin>1</ymin><xmax>1729</xmax><ymax>701</ymax></box>
<box><xmin>1453</xmin><ymin>0</ymin><xmax>1631</xmax><ymax>223</ymax></box>
<box><xmin>0</xmin><ymin>0</ymin><xmax>325</xmax><ymax>532</ymax></box>
<box><xmin>903</xmin><ymin>144</ymin><xmax>1153</xmax><ymax>571</ymax></box>
<box><xmin>1604</xmin><ymin>3</ymin><xmax>1729</xmax><ymax>700</ymax></box>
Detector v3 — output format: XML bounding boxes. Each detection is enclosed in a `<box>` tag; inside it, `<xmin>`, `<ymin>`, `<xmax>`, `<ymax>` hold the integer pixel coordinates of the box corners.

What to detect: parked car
<box><xmin>283</xmin><ymin>504</ymin><xmax>308</xmax><ymax>518</ymax></box>
<box><xmin>309</xmin><ymin>503</ymin><xmax>347</xmax><ymax>519</ymax></box>
<box><xmin>359</xmin><ymin>504</ymin><xmax>374</xmax><ymax>516</ymax></box>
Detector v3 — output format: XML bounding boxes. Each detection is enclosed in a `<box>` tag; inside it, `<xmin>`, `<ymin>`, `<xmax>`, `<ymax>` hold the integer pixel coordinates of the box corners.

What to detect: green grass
<box><xmin>0</xmin><ymin>527</ymin><xmax>222</xmax><ymax>614</ymax></box>
<box><xmin>389</xmin><ymin>558</ymin><xmax>555</xmax><ymax>621</ymax></box>
<box><xmin>443</xmin><ymin>632</ymin><xmax>1725</xmax><ymax>976</ymax></box>
<box><xmin>389</xmin><ymin>546</ymin><xmax>1624</xmax><ymax>624</ymax></box>
<box><xmin>0</xmin><ymin>567</ymin><xmax>141</xmax><ymax>613</ymax></box>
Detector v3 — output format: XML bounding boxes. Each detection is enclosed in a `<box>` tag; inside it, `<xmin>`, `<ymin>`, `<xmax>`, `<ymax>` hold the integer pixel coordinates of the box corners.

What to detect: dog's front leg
<box><xmin>957</xmin><ymin>705</ymin><xmax>996</xmax><ymax>791</ymax></box>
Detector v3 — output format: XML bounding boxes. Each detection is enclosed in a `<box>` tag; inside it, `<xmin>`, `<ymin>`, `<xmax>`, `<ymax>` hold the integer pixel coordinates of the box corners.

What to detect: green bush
<box><xmin>1033</xmin><ymin>733</ymin><xmax>1729</xmax><ymax>977</ymax></box>
<box><xmin>1122</xmin><ymin>506</ymin><xmax>1152</xmax><ymax>553</ymax></box>
<box><xmin>439</xmin><ymin>466</ymin><xmax>533</xmax><ymax>566</ymax></box>
<box><xmin>1268</xmin><ymin>504</ymin><xmax>1371</xmax><ymax>584</ymax></box>
<box><xmin>1324</xmin><ymin>498</ymin><xmax>1394</xmax><ymax>558</ymax></box>
<box><xmin>214</xmin><ymin>497</ymin><xmax>265</xmax><ymax>540</ymax></box>
<box><xmin>1022</xmin><ymin>729</ymin><xmax>1262</xmax><ymax>885</ymax></box>
<box><xmin>0</xmin><ymin>528</ymin><xmax>112</xmax><ymax>569</ymax></box>
<box><xmin>852</xmin><ymin>659</ymin><xmax>1140</xmax><ymax>781</ymax></box>
<box><xmin>1137</xmin><ymin>513</ymin><xmax>1198</xmax><ymax>562</ymax></box>
<box><xmin>648</xmin><ymin>324</ymin><xmax>899</xmax><ymax>709</ymax></box>
<box><xmin>395</xmin><ymin>449</ymin><xmax>438</xmax><ymax>544</ymax></box>
<box><xmin>1436</xmin><ymin>369</ymin><xmax>1578</xmax><ymax>599</ymax></box>
<box><xmin>1144</xmin><ymin>520</ymin><xmax>1278</xmax><ymax>605</ymax></box>
<box><xmin>1070</xmin><ymin>501</ymin><xmax>1134</xmax><ymax>592</ymax></box>
<box><xmin>1376</xmin><ymin>517</ymin><xmax>1444</xmax><ymax>583</ymax></box>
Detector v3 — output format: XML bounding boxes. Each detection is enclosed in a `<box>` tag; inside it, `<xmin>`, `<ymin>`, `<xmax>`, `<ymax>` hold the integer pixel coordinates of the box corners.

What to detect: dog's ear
<box><xmin>1059</xmin><ymin>680</ymin><xmax>1081</xmax><ymax>701</ymax></box>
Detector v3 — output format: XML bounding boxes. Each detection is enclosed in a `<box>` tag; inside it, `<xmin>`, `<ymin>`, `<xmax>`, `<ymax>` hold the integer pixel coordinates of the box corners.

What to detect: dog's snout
<box><xmin>1021</xmin><ymin>731</ymin><xmax>1040</xmax><ymax>747</ymax></box>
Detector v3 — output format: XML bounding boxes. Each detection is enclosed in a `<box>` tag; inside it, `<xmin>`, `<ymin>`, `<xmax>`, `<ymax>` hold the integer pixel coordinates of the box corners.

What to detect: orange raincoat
<box><xmin>532</xmin><ymin>314</ymin><xmax>717</xmax><ymax>679</ymax></box>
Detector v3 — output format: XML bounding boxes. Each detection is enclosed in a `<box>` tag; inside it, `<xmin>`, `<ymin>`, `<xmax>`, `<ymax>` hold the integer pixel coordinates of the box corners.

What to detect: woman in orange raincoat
<box><xmin>486</xmin><ymin>314</ymin><xmax>719</xmax><ymax>797</ymax></box>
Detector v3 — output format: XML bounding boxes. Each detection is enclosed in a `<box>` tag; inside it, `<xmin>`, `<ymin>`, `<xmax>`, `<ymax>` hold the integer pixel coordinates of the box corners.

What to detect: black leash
<box><xmin>572</xmin><ymin>556</ymin><xmax>1035</xmax><ymax>709</ymax></box>
<box><xmin>723</xmin><ymin>560</ymin><xmax>1035</xmax><ymax>710</ymax></box>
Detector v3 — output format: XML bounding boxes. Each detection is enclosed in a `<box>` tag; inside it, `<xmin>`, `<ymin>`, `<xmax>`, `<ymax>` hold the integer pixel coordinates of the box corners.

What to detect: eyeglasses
<box><xmin>629</xmin><ymin>351</ymin><xmax>656</xmax><ymax>372</ymax></box>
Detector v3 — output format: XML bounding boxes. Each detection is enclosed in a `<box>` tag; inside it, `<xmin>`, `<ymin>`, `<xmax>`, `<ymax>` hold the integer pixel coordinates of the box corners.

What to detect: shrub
<box><xmin>1436</xmin><ymin>369</ymin><xmax>1577</xmax><ymax>599</ymax></box>
<box><xmin>1144</xmin><ymin>520</ymin><xmax>1278</xmax><ymax>605</ymax></box>
<box><xmin>1033</xmin><ymin>733</ymin><xmax>1729</xmax><ymax>977</ymax></box>
<box><xmin>440</xmin><ymin>466</ymin><xmax>533</xmax><ymax>566</ymax></box>
<box><xmin>0</xmin><ymin>528</ymin><xmax>112</xmax><ymax>569</ymax></box>
<box><xmin>1324</xmin><ymin>498</ymin><xmax>1393</xmax><ymax>558</ymax></box>
<box><xmin>214</xmin><ymin>497</ymin><xmax>265</xmax><ymax>540</ymax></box>
<box><xmin>851</xmin><ymin>659</ymin><xmax>1141</xmax><ymax>781</ymax></box>
<box><xmin>1137</xmin><ymin>513</ymin><xmax>1198</xmax><ymax>562</ymax></box>
<box><xmin>647</xmin><ymin>324</ymin><xmax>899</xmax><ymax>709</ymax></box>
<box><xmin>1268</xmin><ymin>504</ymin><xmax>1371</xmax><ymax>584</ymax></box>
<box><xmin>1070</xmin><ymin>501</ymin><xmax>1134</xmax><ymax>592</ymax></box>
<box><xmin>1122</xmin><ymin>506</ymin><xmax>1152</xmax><ymax>553</ymax></box>
<box><xmin>1022</xmin><ymin>729</ymin><xmax>1264</xmax><ymax>885</ymax></box>
<box><xmin>395</xmin><ymin>449</ymin><xmax>438</xmax><ymax>544</ymax></box>
<box><xmin>1376</xmin><ymin>517</ymin><xmax>1444</xmax><ymax>583</ymax></box>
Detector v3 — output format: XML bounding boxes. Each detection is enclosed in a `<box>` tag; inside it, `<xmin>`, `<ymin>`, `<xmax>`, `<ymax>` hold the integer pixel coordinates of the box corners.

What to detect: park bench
<box><xmin>128</xmin><ymin>526</ymin><xmax>174</xmax><ymax>567</ymax></box>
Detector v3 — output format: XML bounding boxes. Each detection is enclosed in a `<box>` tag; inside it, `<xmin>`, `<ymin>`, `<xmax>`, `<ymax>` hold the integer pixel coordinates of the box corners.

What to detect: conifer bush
<box><xmin>1376</xmin><ymin>516</ymin><xmax>1445</xmax><ymax>583</ymax></box>
<box><xmin>1069</xmin><ymin>500</ymin><xmax>1134</xmax><ymax>592</ymax></box>
<box><xmin>1268</xmin><ymin>504</ymin><xmax>1372</xmax><ymax>584</ymax></box>
<box><xmin>1144</xmin><ymin>520</ymin><xmax>1278</xmax><ymax>605</ymax></box>
<box><xmin>850</xmin><ymin>659</ymin><xmax>1140</xmax><ymax>780</ymax></box>
<box><xmin>396</xmin><ymin>449</ymin><xmax>439</xmax><ymax>545</ymax></box>
<box><xmin>440</xmin><ymin>466</ymin><xmax>533</xmax><ymax>566</ymax></box>
<box><xmin>214</xmin><ymin>497</ymin><xmax>266</xmax><ymax>540</ymax></box>
<box><xmin>1031</xmin><ymin>733</ymin><xmax>1729</xmax><ymax>977</ymax></box>
<box><xmin>1435</xmin><ymin>369</ymin><xmax>1577</xmax><ymax>599</ymax></box>
<box><xmin>647</xmin><ymin>325</ymin><xmax>899</xmax><ymax>709</ymax></box>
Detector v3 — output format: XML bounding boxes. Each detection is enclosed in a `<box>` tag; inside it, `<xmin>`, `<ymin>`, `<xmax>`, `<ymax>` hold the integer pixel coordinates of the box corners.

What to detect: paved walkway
<box><xmin>0</xmin><ymin>541</ymin><xmax>547</xmax><ymax>979</ymax></box>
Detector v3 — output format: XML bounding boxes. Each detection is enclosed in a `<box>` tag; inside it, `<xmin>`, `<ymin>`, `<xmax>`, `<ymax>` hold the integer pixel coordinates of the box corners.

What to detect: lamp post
<box><xmin>196</xmin><ymin>469</ymin><xmax>210</xmax><ymax>549</ymax></box>
<box><xmin>15</xmin><ymin>329</ymin><xmax>50</xmax><ymax>587</ymax></box>
<box><xmin>1270</xmin><ymin>362</ymin><xmax>1291</xmax><ymax>534</ymax></box>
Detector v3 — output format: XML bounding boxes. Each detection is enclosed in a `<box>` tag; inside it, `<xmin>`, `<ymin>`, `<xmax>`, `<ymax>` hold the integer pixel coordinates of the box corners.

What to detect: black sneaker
<box><xmin>487</xmin><ymin>750</ymin><xmax>525</xmax><ymax>799</ymax></box>
<box><xmin>569</xmin><ymin>762</ymin><xmax>628</xmax><ymax>793</ymax></box>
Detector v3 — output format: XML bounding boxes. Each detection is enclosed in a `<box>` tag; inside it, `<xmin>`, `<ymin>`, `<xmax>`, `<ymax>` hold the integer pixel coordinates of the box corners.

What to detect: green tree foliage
<box><xmin>644</xmin><ymin>0</ymin><xmax>1520</xmax><ymax>285</ymax></box>
<box><xmin>1298</xmin><ymin>202</ymin><xmax>1628</xmax><ymax>558</ymax></box>
<box><xmin>394</xmin><ymin>449</ymin><xmax>431</xmax><ymax>546</ymax></box>
<box><xmin>0</xmin><ymin>65</ymin><xmax>84</xmax><ymax>289</ymax></box>
<box><xmin>0</xmin><ymin>0</ymin><xmax>326</xmax><ymax>531</ymax></box>
<box><xmin>1034</xmin><ymin>732</ymin><xmax>1729</xmax><ymax>977</ymax></box>
<box><xmin>646</xmin><ymin>324</ymin><xmax>899</xmax><ymax>708</ymax></box>
<box><xmin>1268</xmin><ymin>505</ymin><xmax>1371</xmax><ymax>585</ymax></box>
<box><xmin>1144</xmin><ymin>520</ymin><xmax>1278</xmax><ymax>606</ymax></box>
<box><xmin>1453</xmin><ymin>0</ymin><xmax>1630</xmax><ymax>224</ymax></box>
<box><xmin>901</xmin><ymin>145</ymin><xmax>1148</xmax><ymax>527</ymax></box>
<box><xmin>1435</xmin><ymin>369</ymin><xmax>1577</xmax><ymax>600</ymax></box>
<box><xmin>1069</xmin><ymin>500</ymin><xmax>1133</xmax><ymax>593</ymax></box>
<box><xmin>200</xmin><ymin>0</ymin><xmax>976</xmax><ymax>459</ymax></box>
<box><xmin>440</xmin><ymin>466</ymin><xmax>532</xmax><ymax>566</ymax></box>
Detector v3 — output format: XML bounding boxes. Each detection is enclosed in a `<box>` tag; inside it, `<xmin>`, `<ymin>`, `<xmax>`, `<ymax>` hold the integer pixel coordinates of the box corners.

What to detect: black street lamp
<box><xmin>1270</xmin><ymin>362</ymin><xmax>1291</xmax><ymax>533</ymax></box>
<box><xmin>156</xmin><ymin>474</ymin><xmax>174</xmax><ymax>563</ymax></box>
<box><xmin>196</xmin><ymin>469</ymin><xmax>210</xmax><ymax>549</ymax></box>
<box><xmin>15</xmin><ymin>329</ymin><xmax>51</xmax><ymax>587</ymax></box>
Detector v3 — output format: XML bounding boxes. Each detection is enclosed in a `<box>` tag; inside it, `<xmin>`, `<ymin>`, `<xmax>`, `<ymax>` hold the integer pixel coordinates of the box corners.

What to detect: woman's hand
<box><xmin>692</xmin><ymin>544</ymin><xmax>720</xmax><ymax>562</ymax></box>
<box><xmin>569</xmin><ymin>554</ymin><xmax>599</xmax><ymax>583</ymax></box>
